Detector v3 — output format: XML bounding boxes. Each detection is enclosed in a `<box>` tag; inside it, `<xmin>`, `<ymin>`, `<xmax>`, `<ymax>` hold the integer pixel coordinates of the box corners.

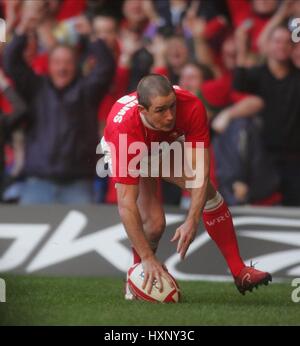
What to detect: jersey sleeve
<box><xmin>185</xmin><ymin>99</ymin><xmax>210</xmax><ymax>148</ymax></box>
<box><xmin>107</xmin><ymin>130</ymin><xmax>142</xmax><ymax>185</ymax></box>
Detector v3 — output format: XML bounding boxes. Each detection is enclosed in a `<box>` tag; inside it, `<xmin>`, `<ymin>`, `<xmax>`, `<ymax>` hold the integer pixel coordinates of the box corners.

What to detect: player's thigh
<box><xmin>160</xmin><ymin>144</ymin><xmax>216</xmax><ymax>200</ymax></box>
<box><xmin>158</xmin><ymin>140</ymin><xmax>192</xmax><ymax>191</ymax></box>
<box><xmin>137</xmin><ymin>177</ymin><xmax>166</xmax><ymax>231</ymax></box>
<box><xmin>163</xmin><ymin>174</ymin><xmax>216</xmax><ymax>201</ymax></box>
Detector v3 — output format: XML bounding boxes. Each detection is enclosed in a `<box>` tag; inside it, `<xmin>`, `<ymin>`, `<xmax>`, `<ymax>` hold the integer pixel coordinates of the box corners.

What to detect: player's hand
<box><xmin>171</xmin><ymin>219</ymin><xmax>198</xmax><ymax>260</ymax></box>
<box><xmin>141</xmin><ymin>256</ymin><xmax>174</xmax><ymax>295</ymax></box>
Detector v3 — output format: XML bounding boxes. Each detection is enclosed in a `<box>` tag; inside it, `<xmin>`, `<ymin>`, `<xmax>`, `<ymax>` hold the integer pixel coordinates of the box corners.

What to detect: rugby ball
<box><xmin>127</xmin><ymin>263</ymin><xmax>181</xmax><ymax>303</ymax></box>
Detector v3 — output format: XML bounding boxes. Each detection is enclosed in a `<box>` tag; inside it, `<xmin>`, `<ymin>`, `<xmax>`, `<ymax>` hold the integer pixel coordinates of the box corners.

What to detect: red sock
<box><xmin>202</xmin><ymin>200</ymin><xmax>245</xmax><ymax>277</ymax></box>
<box><xmin>132</xmin><ymin>247</ymin><xmax>141</xmax><ymax>265</ymax></box>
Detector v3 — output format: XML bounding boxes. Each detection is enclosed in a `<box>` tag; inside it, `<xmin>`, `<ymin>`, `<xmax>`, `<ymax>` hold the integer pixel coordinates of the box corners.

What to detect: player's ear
<box><xmin>138</xmin><ymin>104</ymin><xmax>147</xmax><ymax>114</ymax></box>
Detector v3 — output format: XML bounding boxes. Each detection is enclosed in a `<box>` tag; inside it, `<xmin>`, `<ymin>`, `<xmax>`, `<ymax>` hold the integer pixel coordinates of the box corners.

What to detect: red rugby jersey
<box><xmin>104</xmin><ymin>86</ymin><xmax>210</xmax><ymax>184</ymax></box>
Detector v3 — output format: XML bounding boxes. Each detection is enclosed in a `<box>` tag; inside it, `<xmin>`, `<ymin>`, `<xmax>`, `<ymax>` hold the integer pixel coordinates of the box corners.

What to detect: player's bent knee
<box><xmin>204</xmin><ymin>190</ymin><xmax>224</xmax><ymax>211</ymax></box>
<box><xmin>206</xmin><ymin>180</ymin><xmax>217</xmax><ymax>200</ymax></box>
<box><xmin>144</xmin><ymin>217</ymin><xmax>166</xmax><ymax>241</ymax></box>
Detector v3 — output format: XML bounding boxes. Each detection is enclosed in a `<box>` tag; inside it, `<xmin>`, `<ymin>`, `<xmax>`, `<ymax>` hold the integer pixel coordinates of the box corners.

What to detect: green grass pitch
<box><xmin>0</xmin><ymin>276</ymin><xmax>299</xmax><ymax>326</ymax></box>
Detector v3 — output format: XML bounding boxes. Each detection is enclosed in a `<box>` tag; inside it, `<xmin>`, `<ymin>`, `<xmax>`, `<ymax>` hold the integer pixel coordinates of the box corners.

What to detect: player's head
<box><xmin>137</xmin><ymin>74</ymin><xmax>176</xmax><ymax>132</ymax></box>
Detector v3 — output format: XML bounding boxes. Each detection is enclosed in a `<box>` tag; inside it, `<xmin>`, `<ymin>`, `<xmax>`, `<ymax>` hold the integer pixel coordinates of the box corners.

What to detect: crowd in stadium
<box><xmin>0</xmin><ymin>0</ymin><xmax>300</xmax><ymax>207</ymax></box>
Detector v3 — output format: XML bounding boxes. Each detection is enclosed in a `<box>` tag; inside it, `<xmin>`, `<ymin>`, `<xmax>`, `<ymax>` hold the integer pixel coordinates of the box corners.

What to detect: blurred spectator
<box><xmin>2</xmin><ymin>0</ymin><xmax>22</xmax><ymax>40</ymax></box>
<box><xmin>3</xmin><ymin>5</ymin><xmax>115</xmax><ymax>204</ymax></box>
<box><xmin>91</xmin><ymin>14</ymin><xmax>125</xmax><ymax>133</ymax></box>
<box><xmin>234</xmin><ymin>25</ymin><xmax>300</xmax><ymax>206</ymax></box>
<box><xmin>188</xmin><ymin>16</ymin><xmax>252</xmax><ymax>107</ymax></box>
<box><xmin>92</xmin><ymin>13</ymin><xmax>128</xmax><ymax>202</ymax></box>
<box><xmin>121</xmin><ymin>0</ymin><xmax>149</xmax><ymax>36</ymax></box>
<box><xmin>158</xmin><ymin>0</ymin><xmax>189</xmax><ymax>34</ymax></box>
<box><xmin>165</xmin><ymin>35</ymin><xmax>189</xmax><ymax>84</ymax></box>
<box><xmin>228</xmin><ymin>0</ymin><xmax>279</xmax><ymax>53</ymax></box>
<box><xmin>92</xmin><ymin>14</ymin><xmax>119</xmax><ymax>55</ymax></box>
<box><xmin>179</xmin><ymin>62</ymin><xmax>214</xmax><ymax>95</ymax></box>
<box><xmin>84</xmin><ymin>0</ymin><xmax>124</xmax><ymax>21</ymax></box>
<box><xmin>212</xmin><ymin>116</ymin><xmax>280</xmax><ymax>206</ymax></box>
<box><xmin>90</xmin><ymin>14</ymin><xmax>141</xmax><ymax>125</ymax></box>
<box><xmin>177</xmin><ymin>62</ymin><xmax>275</xmax><ymax>206</ymax></box>
<box><xmin>0</xmin><ymin>69</ymin><xmax>27</xmax><ymax>200</ymax></box>
<box><xmin>1</xmin><ymin>0</ymin><xmax>299</xmax><ymax>207</ymax></box>
<box><xmin>1</xmin><ymin>130</ymin><xmax>26</xmax><ymax>203</ymax></box>
<box><xmin>257</xmin><ymin>0</ymin><xmax>300</xmax><ymax>55</ymax></box>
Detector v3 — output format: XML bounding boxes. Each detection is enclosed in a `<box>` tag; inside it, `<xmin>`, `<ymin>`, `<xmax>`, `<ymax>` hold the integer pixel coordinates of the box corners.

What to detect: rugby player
<box><xmin>101</xmin><ymin>74</ymin><xmax>272</xmax><ymax>298</ymax></box>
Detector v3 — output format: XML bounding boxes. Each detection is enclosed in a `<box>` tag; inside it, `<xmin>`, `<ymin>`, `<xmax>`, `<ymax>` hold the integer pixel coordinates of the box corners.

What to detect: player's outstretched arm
<box><xmin>117</xmin><ymin>183</ymin><xmax>174</xmax><ymax>294</ymax></box>
<box><xmin>171</xmin><ymin>148</ymin><xmax>210</xmax><ymax>260</ymax></box>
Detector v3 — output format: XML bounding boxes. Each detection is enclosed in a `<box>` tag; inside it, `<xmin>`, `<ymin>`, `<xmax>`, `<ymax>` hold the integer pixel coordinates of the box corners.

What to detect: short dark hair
<box><xmin>137</xmin><ymin>74</ymin><xmax>175</xmax><ymax>109</ymax></box>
